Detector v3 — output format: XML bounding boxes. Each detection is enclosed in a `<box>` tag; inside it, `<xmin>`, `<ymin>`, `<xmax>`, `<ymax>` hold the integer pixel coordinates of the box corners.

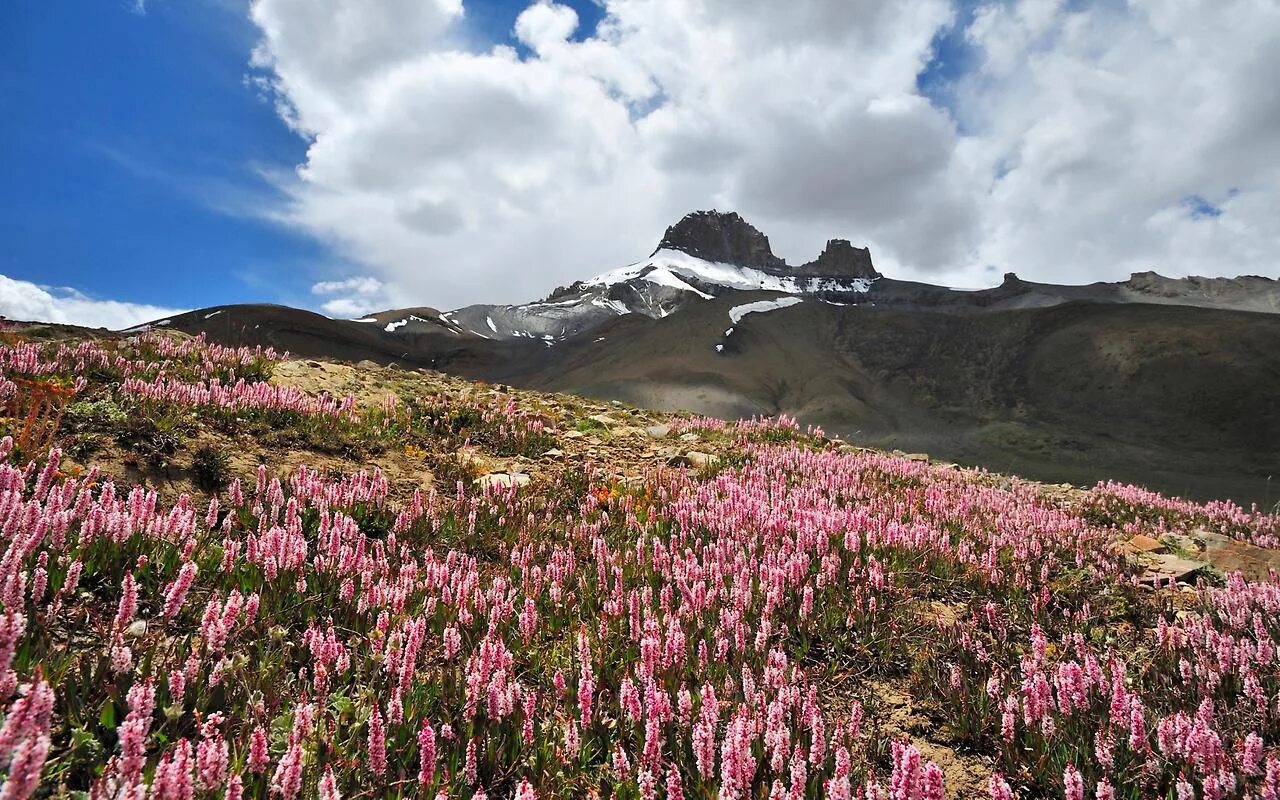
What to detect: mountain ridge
<box><xmin>118</xmin><ymin>209</ymin><xmax>1280</xmax><ymax>505</ymax></box>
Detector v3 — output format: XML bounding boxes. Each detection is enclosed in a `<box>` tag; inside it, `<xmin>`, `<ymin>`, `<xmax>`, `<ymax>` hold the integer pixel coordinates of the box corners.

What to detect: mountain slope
<box><xmin>518</xmin><ymin>297</ymin><xmax>1280</xmax><ymax>504</ymax></box>
<box><xmin>153</xmin><ymin>211</ymin><xmax>1280</xmax><ymax>505</ymax></box>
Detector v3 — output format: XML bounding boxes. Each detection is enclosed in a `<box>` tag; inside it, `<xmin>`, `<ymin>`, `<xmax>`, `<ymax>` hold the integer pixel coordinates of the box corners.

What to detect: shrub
<box><xmin>63</xmin><ymin>397</ymin><xmax>128</xmax><ymax>432</ymax></box>
<box><xmin>191</xmin><ymin>444</ymin><xmax>232</xmax><ymax>492</ymax></box>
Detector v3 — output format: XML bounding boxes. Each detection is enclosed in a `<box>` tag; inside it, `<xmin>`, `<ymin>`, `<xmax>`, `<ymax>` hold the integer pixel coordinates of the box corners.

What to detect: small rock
<box><xmin>679</xmin><ymin>433</ymin><xmax>700</xmax><ymax>443</ymax></box>
<box><xmin>476</xmin><ymin>472</ymin><xmax>531</xmax><ymax>490</ymax></box>
<box><xmin>125</xmin><ymin>620</ymin><xmax>147</xmax><ymax>639</ymax></box>
<box><xmin>645</xmin><ymin>424</ymin><xmax>672</xmax><ymax>440</ymax></box>
<box><xmin>1123</xmin><ymin>534</ymin><xmax>1167</xmax><ymax>555</ymax></box>
<box><xmin>589</xmin><ymin>414</ymin><xmax>618</xmax><ymax>428</ymax></box>
<box><xmin>904</xmin><ymin>453</ymin><xmax>930</xmax><ymax>463</ymax></box>
<box><xmin>542</xmin><ymin>448</ymin><xmax>564</xmax><ymax>458</ymax></box>
<box><xmin>686</xmin><ymin>451</ymin><xmax>721</xmax><ymax>469</ymax></box>
<box><xmin>563</xmin><ymin>430</ymin><xmax>585</xmax><ymax>440</ymax></box>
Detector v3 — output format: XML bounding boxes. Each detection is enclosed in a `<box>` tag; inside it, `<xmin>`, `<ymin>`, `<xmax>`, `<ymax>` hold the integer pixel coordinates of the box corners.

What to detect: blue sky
<box><xmin>1</xmin><ymin>1</ymin><xmax>313</xmax><ymax>312</ymax></box>
<box><xmin>0</xmin><ymin>0</ymin><xmax>607</xmax><ymax>318</ymax></box>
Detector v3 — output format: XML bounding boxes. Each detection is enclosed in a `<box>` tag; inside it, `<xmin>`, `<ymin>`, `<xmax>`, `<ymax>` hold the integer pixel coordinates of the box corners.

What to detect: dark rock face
<box><xmin>795</xmin><ymin>239</ymin><xmax>880</xmax><ymax>280</ymax></box>
<box><xmin>654</xmin><ymin>210</ymin><xmax>785</xmax><ymax>270</ymax></box>
<box><xmin>656</xmin><ymin>210</ymin><xmax>880</xmax><ymax>280</ymax></box>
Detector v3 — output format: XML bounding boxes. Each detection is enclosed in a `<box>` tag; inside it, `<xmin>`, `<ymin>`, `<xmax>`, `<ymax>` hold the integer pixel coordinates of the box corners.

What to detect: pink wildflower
<box><xmin>113</xmin><ymin>572</ymin><xmax>138</xmax><ymax>632</ymax></box>
<box><xmin>989</xmin><ymin>774</ymin><xmax>1015</xmax><ymax>800</ymax></box>
<box><xmin>248</xmin><ymin>726</ymin><xmax>269</xmax><ymax>774</ymax></box>
<box><xmin>366</xmin><ymin>705</ymin><xmax>386</xmax><ymax>776</ymax></box>
<box><xmin>162</xmin><ymin>562</ymin><xmax>198</xmax><ymax>620</ymax></box>
<box><xmin>1063</xmin><ymin>765</ymin><xmax>1083</xmax><ymax>800</ymax></box>
<box><xmin>418</xmin><ymin>723</ymin><xmax>436</xmax><ymax>787</ymax></box>
<box><xmin>318</xmin><ymin>765</ymin><xmax>340</xmax><ymax>800</ymax></box>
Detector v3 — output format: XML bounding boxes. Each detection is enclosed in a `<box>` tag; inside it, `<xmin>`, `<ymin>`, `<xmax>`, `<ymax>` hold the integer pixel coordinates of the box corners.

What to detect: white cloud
<box><xmin>955</xmin><ymin>0</ymin><xmax>1280</xmax><ymax>285</ymax></box>
<box><xmin>246</xmin><ymin>0</ymin><xmax>1280</xmax><ymax>309</ymax></box>
<box><xmin>310</xmin><ymin>275</ymin><xmax>392</xmax><ymax>317</ymax></box>
<box><xmin>0</xmin><ymin>274</ymin><xmax>186</xmax><ymax>330</ymax></box>
<box><xmin>514</xmin><ymin>2</ymin><xmax>580</xmax><ymax>53</ymax></box>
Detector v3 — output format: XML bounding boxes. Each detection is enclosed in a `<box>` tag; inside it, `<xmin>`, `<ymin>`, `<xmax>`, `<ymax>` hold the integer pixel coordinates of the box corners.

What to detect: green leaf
<box><xmin>71</xmin><ymin>727</ymin><xmax>96</xmax><ymax>749</ymax></box>
<box><xmin>98</xmin><ymin>699</ymin><xmax>116</xmax><ymax>729</ymax></box>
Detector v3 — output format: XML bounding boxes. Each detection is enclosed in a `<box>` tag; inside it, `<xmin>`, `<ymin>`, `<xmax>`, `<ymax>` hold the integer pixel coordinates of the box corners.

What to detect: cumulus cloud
<box><xmin>310</xmin><ymin>276</ymin><xmax>392</xmax><ymax>317</ymax></box>
<box><xmin>0</xmin><ymin>274</ymin><xmax>185</xmax><ymax>330</ymax></box>
<box><xmin>246</xmin><ymin>0</ymin><xmax>1280</xmax><ymax>309</ymax></box>
<box><xmin>955</xmin><ymin>0</ymin><xmax>1280</xmax><ymax>284</ymax></box>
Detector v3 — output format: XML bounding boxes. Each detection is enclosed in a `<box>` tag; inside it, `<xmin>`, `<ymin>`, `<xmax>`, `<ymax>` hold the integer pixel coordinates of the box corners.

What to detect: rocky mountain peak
<box><xmin>653</xmin><ymin>210</ymin><xmax>785</xmax><ymax>270</ymax></box>
<box><xmin>794</xmin><ymin>239</ymin><xmax>880</xmax><ymax>280</ymax></box>
<box><xmin>655</xmin><ymin>210</ymin><xmax>879</xmax><ymax>280</ymax></box>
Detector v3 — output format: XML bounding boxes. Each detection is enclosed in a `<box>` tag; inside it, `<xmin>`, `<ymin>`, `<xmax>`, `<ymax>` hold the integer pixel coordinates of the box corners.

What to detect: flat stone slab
<box><xmin>1141</xmin><ymin>553</ymin><xmax>1209</xmax><ymax>585</ymax></box>
<box><xmin>476</xmin><ymin>472</ymin><xmax>531</xmax><ymax>490</ymax></box>
<box><xmin>1198</xmin><ymin>534</ymin><xmax>1280</xmax><ymax>582</ymax></box>
<box><xmin>1124</xmin><ymin>534</ymin><xmax>1167</xmax><ymax>554</ymax></box>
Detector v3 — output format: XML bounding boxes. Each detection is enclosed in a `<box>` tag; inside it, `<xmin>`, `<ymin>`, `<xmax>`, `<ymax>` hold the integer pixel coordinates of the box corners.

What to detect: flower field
<box><xmin>1</xmin><ymin>331</ymin><xmax>1278</xmax><ymax>798</ymax></box>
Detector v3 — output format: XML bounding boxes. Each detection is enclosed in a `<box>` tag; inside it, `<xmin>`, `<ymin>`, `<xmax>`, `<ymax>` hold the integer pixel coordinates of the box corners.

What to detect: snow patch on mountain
<box><xmin>590</xmin><ymin>297</ymin><xmax>631</xmax><ymax>316</ymax></box>
<box><xmin>641</xmin><ymin>266</ymin><xmax>714</xmax><ymax>299</ymax></box>
<box><xmin>728</xmin><ymin>297</ymin><xmax>803</xmax><ymax>324</ymax></box>
<box><xmin>586</xmin><ymin>250</ymin><xmax>875</xmax><ymax>296</ymax></box>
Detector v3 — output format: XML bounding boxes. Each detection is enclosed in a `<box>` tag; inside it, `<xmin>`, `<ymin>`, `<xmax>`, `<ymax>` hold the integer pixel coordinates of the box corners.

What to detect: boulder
<box><xmin>1123</xmin><ymin>534</ymin><xmax>1167</xmax><ymax>554</ymax></box>
<box><xmin>686</xmin><ymin>451</ymin><xmax>721</xmax><ymax>469</ymax></box>
<box><xmin>645</xmin><ymin>424</ymin><xmax>672</xmax><ymax>440</ymax></box>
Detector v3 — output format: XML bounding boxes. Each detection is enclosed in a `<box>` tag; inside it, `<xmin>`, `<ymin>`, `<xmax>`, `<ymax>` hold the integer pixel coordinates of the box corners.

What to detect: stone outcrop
<box><xmin>794</xmin><ymin>239</ymin><xmax>880</xmax><ymax>280</ymax></box>
<box><xmin>654</xmin><ymin>210</ymin><xmax>785</xmax><ymax>270</ymax></box>
<box><xmin>655</xmin><ymin>210</ymin><xmax>879</xmax><ymax>279</ymax></box>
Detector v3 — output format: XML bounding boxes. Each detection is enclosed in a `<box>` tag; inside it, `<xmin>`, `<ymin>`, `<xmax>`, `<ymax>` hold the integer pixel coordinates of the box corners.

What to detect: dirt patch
<box><xmin>869</xmin><ymin>681</ymin><xmax>994</xmax><ymax>798</ymax></box>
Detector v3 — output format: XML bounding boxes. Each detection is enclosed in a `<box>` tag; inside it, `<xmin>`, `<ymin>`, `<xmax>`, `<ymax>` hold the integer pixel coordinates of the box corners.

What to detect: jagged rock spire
<box><xmin>653</xmin><ymin>210</ymin><xmax>785</xmax><ymax>270</ymax></box>
<box><xmin>655</xmin><ymin>210</ymin><xmax>879</xmax><ymax>279</ymax></box>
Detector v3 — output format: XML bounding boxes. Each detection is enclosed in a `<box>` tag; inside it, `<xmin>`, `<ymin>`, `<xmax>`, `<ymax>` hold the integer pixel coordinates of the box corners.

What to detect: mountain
<box><xmin>149</xmin><ymin>210</ymin><xmax>1280</xmax><ymax>506</ymax></box>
